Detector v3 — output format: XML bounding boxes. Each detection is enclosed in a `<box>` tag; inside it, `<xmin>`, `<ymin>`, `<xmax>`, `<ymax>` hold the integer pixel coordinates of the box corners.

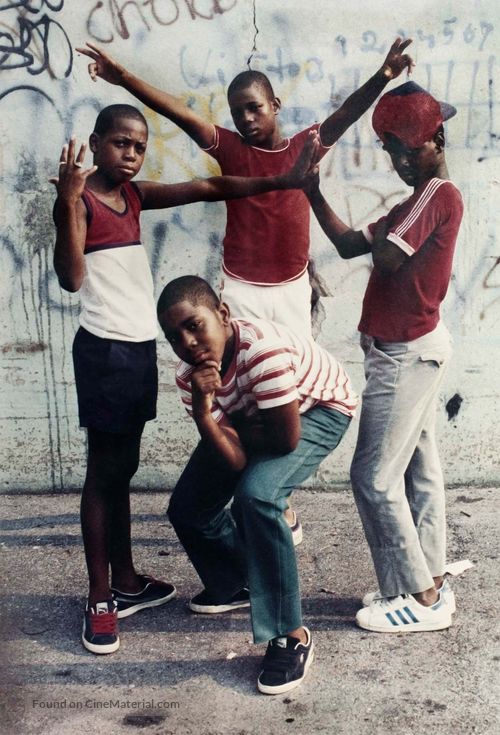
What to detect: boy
<box><xmin>51</xmin><ymin>104</ymin><xmax>318</xmax><ymax>654</ymax></box>
<box><xmin>77</xmin><ymin>37</ymin><xmax>413</xmax><ymax>335</ymax></box>
<box><xmin>77</xmin><ymin>35</ymin><xmax>413</xmax><ymax>539</ymax></box>
<box><xmin>157</xmin><ymin>275</ymin><xmax>357</xmax><ymax>693</ymax></box>
<box><xmin>304</xmin><ymin>81</ymin><xmax>464</xmax><ymax>632</ymax></box>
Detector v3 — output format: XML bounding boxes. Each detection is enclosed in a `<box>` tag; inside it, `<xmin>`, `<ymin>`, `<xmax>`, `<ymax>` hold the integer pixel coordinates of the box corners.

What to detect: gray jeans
<box><xmin>350</xmin><ymin>322</ymin><xmax>453</xmax><ymax>597</ymax></box>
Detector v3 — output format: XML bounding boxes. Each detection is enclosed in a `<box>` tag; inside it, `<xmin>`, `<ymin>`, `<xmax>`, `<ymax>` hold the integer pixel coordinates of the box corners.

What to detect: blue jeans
<box><xmin>168</xmin><ymin>406</ymin><xmax>351</xmax><ymax>643</ymax></box>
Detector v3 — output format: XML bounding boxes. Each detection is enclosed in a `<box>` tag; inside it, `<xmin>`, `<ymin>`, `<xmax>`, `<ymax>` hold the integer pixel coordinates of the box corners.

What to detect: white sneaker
<box><xmin>356</xmin><ymin>592</ymin><xmax>452</xmax><ymax>633</ymax></box>
<box><xmin>362</xmin><ymin>578</ymin><xmax>456</xmax><ymax>614</ymax></box>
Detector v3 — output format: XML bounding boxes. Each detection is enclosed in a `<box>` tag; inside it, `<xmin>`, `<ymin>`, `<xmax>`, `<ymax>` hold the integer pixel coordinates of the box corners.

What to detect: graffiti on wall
<box><xmin>2</xmin><ymin>11</ymin><xmax>499</xmax><ymax>319</ymax></box>
<box><xmin>0</xmin><ymin>0</ymin><xmax>72</xmax><ymax>77</ymax></box>
<box><xmin>85</xmin><ymin>0</ymin><xmax>238</xmax><ymax>43</ymax></box>
<box><xmin>1</xmin><ymin>4</ymin><xmax>500</xmax><ymax>488</ymax></box>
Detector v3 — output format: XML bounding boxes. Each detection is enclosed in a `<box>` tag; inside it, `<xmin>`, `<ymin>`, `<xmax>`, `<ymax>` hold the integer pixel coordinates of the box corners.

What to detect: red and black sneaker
<box><xmin>82</xmin><ymin>600</ymin><xmax>119</xmax><ymax>654</ymax></box>
<box><xmin>111</xmin><ymin>575</ymin><xmax>176</xmax><ymax>619</ymax></box>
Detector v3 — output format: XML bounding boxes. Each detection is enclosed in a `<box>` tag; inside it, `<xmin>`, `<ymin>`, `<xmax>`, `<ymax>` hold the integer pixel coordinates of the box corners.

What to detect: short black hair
<box><xmin>157</xmin><ymin>276</ymin><xmax>220</xmax><ymax>317</ymax></box>
<box><xmin>227</xmin><ymin>70</ymin><xmax>276</xmax><ymax>102</ymax></box>
<box><xmin>93</xmin><ymin>104</ymin><xmax>148</xmax><ymax>135</ymax></box>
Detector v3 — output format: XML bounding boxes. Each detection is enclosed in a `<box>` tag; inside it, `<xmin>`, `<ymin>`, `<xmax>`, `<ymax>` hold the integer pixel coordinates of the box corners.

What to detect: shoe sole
<box><xmin>188</xmin><ymin>599</ymin><xmax>251</xmax><ymax>614</ymax></box>
<box><xmin>355</xmin><ymin>615</ymin><xmax>452</xmax><ymax>633</ymax></box>
<box><xmin>257</xmin><ymin>643</ymin><xmax>315</xmax><ymax>695</ymax></box>
<box><xmin>82</xmin><ymin>629</ymin><xmax>120</xmax><ymax>654</ymax></box>
<box><xmin>116</xmin><ymin>588</ymin><xmax>177</xmax><ymax>619</ymax></box>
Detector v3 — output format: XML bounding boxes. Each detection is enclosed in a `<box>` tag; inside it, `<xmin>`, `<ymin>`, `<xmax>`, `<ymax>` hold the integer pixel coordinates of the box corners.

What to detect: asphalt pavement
<box><xmin>0</xmin><ymin>485</ymin><xmax>498</xmax><ymax>735</ymax></box>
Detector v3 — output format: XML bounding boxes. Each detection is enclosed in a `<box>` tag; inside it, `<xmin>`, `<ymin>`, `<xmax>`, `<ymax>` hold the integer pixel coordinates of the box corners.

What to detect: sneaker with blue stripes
<box><xmin>356</xmin><ymin>591</ymin><xmax>452</xmax><ymax>633</ymax></box>
<box><xmin>362</xmin><ymin>578</ymin><xmax>456</xmax><ymax>614</ymax></box>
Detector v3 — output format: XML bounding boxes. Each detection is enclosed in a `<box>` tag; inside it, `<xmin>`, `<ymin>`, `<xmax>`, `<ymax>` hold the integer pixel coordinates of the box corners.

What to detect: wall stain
<box><xmin>446</xmin><ymin>393</ymin><xmax>463</xmax><ymax>421</ymax></box>
<box><xmin>2</xmin><ymin>341</ymin><xmax>47</xmax><ymax>353</ymax></box>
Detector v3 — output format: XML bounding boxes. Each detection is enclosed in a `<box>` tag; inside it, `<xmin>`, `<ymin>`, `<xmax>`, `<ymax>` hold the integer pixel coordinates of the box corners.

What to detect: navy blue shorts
<box><xmin>72</xmin><ymin>327</ymin><xmax>158</xmax><ymax>433</ymax></box>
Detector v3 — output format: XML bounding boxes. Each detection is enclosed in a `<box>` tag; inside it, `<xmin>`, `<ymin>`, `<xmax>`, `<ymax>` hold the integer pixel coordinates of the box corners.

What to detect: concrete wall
<box><xmin>1</xmin><ymin>0</ymin><xmax>499</xmax><ymax>491</ymax></box>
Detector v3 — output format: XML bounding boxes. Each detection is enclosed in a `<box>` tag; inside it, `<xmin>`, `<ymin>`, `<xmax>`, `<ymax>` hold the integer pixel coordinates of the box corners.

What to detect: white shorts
<box><xmin>220</xmin><ymin>270</ymin><xmax>312</xmax><ymax>337</ymax></box>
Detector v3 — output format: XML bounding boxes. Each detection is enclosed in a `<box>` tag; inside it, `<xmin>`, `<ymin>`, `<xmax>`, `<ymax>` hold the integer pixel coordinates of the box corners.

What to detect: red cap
<box><xmin>372</xmin><ymin>81</ymin><xmax>456</xmax><ymax>148</ymax></box>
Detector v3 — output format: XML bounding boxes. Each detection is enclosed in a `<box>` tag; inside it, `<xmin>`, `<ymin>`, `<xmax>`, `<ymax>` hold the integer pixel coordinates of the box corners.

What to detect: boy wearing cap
<box><xmin>305</xmin><ymin>81</ymin><xmax>463</xmax><ymax>632</ymax></box>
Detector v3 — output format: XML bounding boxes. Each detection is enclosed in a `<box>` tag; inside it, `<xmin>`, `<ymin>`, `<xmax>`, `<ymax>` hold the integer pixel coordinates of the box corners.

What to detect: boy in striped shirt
<box><xmin>305</xmin><ymin>82</ymin><xmax>464</xmax><ymax>633</ymax></box>
<box><xmin>157</xmin><ymin>275</ymin><xmax>357</xmax><ymax>694</ymax></box>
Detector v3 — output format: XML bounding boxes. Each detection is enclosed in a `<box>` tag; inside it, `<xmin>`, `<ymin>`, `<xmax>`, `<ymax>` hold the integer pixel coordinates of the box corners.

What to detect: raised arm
<box><xmin>319</xmin><ymin>37</ymin><xmax>414</xmax><ymax>147</ymax></box>
<box><xmin>50</xmin><ymin>139</ymin><xmax>97</xmax><ymax>292</ymax></box>
<box><xmin>305</xmin><ymin>174</ymin><xmax>370</xmax><ymax>259</ymax></box>
<box><xmin>137</xmin><ymin>130</ymin><xmax>320</xmax><ymax>210</ymax></box>
<box><xmin>76</xmin><ymin>42</ymin><xmax>215</xmax><ymax>149</ymax></box>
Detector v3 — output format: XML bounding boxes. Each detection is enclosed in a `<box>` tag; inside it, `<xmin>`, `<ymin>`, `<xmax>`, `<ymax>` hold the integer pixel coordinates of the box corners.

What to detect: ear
<box><xmin>434</xmin><ymin>128</ymin><xmax>445</xmax><ymax>152</ymax></box>
<box><xmin>89</xmin><ymin>132</ymin><xmax>99</xmax><ymax>153</ymax></box>
<box><xmin>272</xmin><ymin>97</ymin><xmax>282</xmax><ymax>115</ymax></box>
<box><xmin>219</xmin><ymin>302</ymin><xmax>231</xmax><ymax>324</ymax></box>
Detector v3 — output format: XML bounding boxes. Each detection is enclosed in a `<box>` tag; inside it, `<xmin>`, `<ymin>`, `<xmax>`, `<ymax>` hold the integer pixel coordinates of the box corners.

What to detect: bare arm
<box><xmin>234</xmin><ymin>401</ymin><xmax>302</xmax><ymax>455</ymax></box>
<box><xmin>306</xmin><ymin>176</ymin><xmax>370</xmax><ymax>259</ymax></box>
<box><xmin>76</xmin><ymin>42</ymin><xmax>214</xmax><ymax>149</ymax></box>
<box><xmin>50</xmin><ymin>139</ymin><xmax>97</xmax><ymax>292</ymax></box>
<box><xmin>190</xmin><ymin>361</ymin><xmax>247</xmax><ymax>471</ymax></box>
<box><xmin>137</xmin><ymin>130</ymin><xmax>320</xmax><ymax>210</ymax></box>
<box><xmin>320</xmin><ymin>37</ymin><xmax>414</xmax><ymax>146</ymax></box>
<box><xmin>371</xmin><ymin>219</ymin><xmax>408</xmax><ymax>273</ymax></box>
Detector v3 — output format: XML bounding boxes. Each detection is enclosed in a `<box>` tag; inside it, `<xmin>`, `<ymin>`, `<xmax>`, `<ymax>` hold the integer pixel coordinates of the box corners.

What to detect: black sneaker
<box><xmin>188</xmin><ymin>587</ymin><xmax>250</xmax><ymax>614</ymax></box>
<box><xmin>257</xmin><ymin>627</ymin><xmax>314</xmax><ymax>694</ymax></box>
<box><xmin>111</xmin><ymin>575</ymin><xmax>176</xmax><ymax>619</ymax></box>
<box><xmin>82</xmin><ymin>600</ymin><xmax>120</xmax><ymax>654</ymax></box>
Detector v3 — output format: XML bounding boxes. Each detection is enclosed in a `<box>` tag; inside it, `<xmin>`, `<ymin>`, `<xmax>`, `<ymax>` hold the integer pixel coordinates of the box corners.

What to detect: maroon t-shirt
<box><xmin>204</xmin><ymin>124</ymin><xmax>331</xmax><ymax>285</ymax></box>
<box><xmin>359</xmin><ymin>178</ymin><xmax>463</xmax><ymax>342</ymax></box>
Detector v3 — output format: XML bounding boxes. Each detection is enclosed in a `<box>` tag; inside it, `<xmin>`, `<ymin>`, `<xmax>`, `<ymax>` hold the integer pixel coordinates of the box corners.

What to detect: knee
<box><xmin>231</xmin><ymin>481</ymin><xmax>255</xmax><ymax>523</ymax></box>
<box><xmin>88</xmin><ymin>452</ymin><xmax>139</xmax><ymax>490</ymax></box>
<box><xmin>350</xmin><ymin>458</ymin><xmax>380</xmax><ymax>502</ymax></box>
<box><xmin>232</xmin><ymin>475</ymin><xmax>260</xmax><ymax>512</ymax></box>
<box><xmin>232</xmin><ymin>478</ymin><xmax>282</xmax><ymax>522</ymax></box>
<box><xmin>167</xmin><ymin>488</ymin><xmax>186</xmax><ymax>530</ymax></box>
<box><xmin>350</xmin><ymin>462</ymin><xmax>395</xmax><ymax>514</ymax></box>
<box><xmin>122</xmin><ymin>453</ymin><xmax>140</xmax><ymax>482</ymax></box>
<box><xmin>350</xmin><ymin>456</ymin><xmax>365</xmax><ymax>495</ymax></box>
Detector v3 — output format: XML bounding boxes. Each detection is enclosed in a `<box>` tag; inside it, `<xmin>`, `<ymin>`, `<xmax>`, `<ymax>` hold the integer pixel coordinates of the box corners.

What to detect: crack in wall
<box><xmin>247</xmin><ymin>0</ymin><xmax>259</xmax><ymax>68</ymax></box>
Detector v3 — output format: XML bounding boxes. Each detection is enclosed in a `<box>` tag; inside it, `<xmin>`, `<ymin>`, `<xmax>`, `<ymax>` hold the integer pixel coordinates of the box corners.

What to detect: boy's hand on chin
<box><xmin>191</xmin><ymin>360</ymin><xmax>221</xmax><ymax>417</ymax></box>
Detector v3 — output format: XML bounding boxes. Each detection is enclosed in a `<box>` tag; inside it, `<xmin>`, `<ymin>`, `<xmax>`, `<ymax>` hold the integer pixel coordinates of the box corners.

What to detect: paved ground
<box><xmin>0</xmin><ymin>486</ymin><xmax>498</xmax><ymax>735</ymax></box>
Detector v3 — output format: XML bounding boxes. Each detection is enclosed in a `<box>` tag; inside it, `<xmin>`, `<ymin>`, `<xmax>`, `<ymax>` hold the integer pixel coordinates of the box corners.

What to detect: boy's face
<box><xmin>228</xmin><ymin>82</ymin><xmax>280</xmax><ymax>146</ymax></box>
<box><xmin>159</xmin><ymin>300</ymin><xmax>232</xmax><ymax>367</ymax></box>
<box><xmin>90</xmin><ymin>117</ymin><xmax>148</xmax><ymax>183</ymax></box>
<box><xmin>382</xmin><ymin>133</ymin><xmax>442</xmax><ymax>188</ymax></box>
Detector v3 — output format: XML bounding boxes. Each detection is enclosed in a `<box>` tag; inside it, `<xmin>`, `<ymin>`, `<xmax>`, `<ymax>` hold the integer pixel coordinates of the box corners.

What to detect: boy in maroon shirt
<box><xmin>305</xmin><ymin>81</ymin><xmax>463</xmax><ymax>632</ymax></box>
<box><xmin>76</xmin><ymin>38</ymin><xmax>413</xmax><ymax>335</ymax></box>
<box><xmin>76</xmin><ymin>36</ymin><xmax>413</xmax><ymax>537</ymax></box>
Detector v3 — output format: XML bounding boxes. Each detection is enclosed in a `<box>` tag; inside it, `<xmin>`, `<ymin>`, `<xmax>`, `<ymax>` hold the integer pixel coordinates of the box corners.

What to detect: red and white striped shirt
<box><xmin>176</xmin><ymin>318</ymin><xmax>358</xmax><ymax>423</ymax></box>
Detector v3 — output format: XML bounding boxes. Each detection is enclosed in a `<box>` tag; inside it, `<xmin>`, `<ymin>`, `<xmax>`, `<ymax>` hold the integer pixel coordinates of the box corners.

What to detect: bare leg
<box><xmin>81</xmin><ymin>427</ymin><xmax>144</xmax><ymax>607</ymax></box>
